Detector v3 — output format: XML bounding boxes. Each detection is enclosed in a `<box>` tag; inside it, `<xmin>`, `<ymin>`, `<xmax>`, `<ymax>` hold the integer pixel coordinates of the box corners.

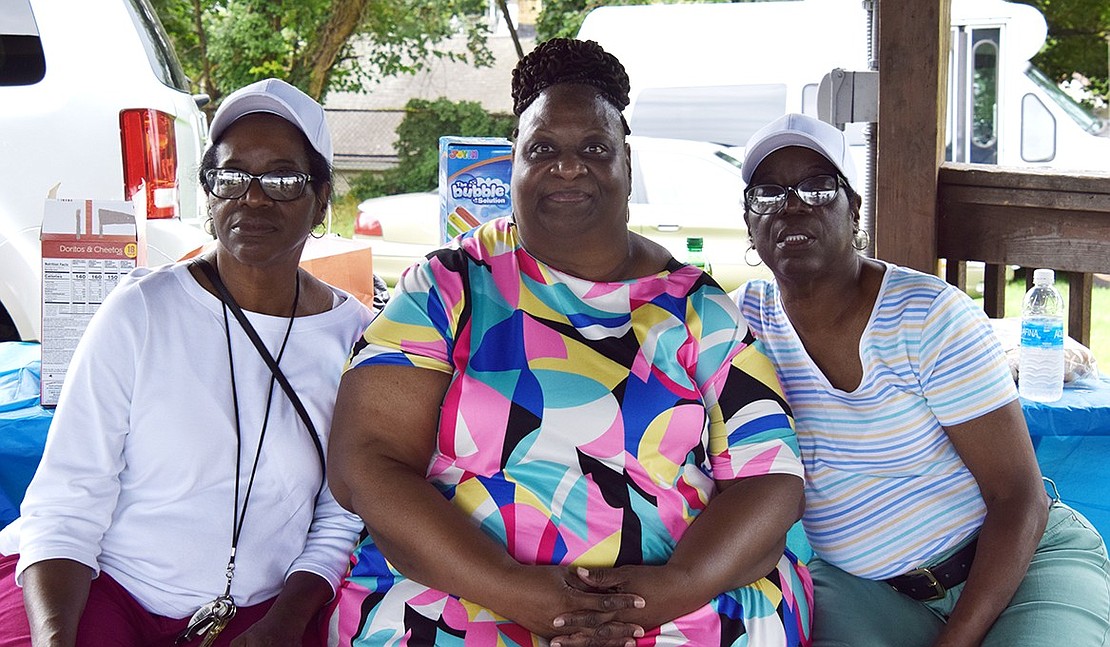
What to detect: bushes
<box><xmin>349</xmin><ymin>97</ymin><xmax>515</xmax><ymax>200</ymax></box>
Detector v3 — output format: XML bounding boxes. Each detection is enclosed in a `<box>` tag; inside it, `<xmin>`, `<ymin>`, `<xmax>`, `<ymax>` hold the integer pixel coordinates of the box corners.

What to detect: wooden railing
<box><xmin>936</xmin><ymin>163</ymin><xmax>1110</xmax><ymax>346</ymax></box>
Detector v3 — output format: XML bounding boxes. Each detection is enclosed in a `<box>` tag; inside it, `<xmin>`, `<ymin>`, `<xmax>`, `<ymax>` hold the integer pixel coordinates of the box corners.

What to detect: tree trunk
<box><xmin>290</xmin><ymin>0</ymin><xmax>373</xmax><ymax>100</ymax></box>
<box><xmin>496</xmin><ymin>0</ymin><xmax>524</xmax><ymax>60</ymax></box>
<box><xmin>191</xmin><ymin>0</ymin><xmax>216</xmax><ymax>109</ymax></box>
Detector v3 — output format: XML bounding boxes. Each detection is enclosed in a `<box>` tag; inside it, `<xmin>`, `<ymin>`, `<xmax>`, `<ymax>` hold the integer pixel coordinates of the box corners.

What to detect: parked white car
<box><xmin>0</xmin><ymin>0</ymin><xmax>211</xmax><ymax>341</ymax></box>
<box><xmin>354</xmin><ymin>136</ymin><xmax>774</xmax><ymax>291</ymax></box>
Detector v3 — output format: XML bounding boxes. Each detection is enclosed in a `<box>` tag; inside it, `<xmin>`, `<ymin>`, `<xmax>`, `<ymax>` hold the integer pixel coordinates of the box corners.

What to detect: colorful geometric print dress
<box><xmin>334</xmin><ymin>218</ymin><xmax>813</xmax><ymax>646</ymax></box>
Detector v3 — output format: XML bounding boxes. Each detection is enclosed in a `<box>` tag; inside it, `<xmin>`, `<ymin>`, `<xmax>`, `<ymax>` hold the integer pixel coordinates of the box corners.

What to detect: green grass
<box><xmin>976</xmin><ymin>281</ymin><xmax>1110</xmax><ymax>375</ymax></box>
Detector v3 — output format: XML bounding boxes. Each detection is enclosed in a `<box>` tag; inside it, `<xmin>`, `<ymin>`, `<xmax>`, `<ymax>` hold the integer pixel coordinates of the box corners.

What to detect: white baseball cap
<box><xmin>208</xmin><ymin>78</ymin><xmax>333</xmax><ymax>165</ymax></box>
<box><xmin>741</xmin><ymin>113</ymin><xmax>856</xmax><ymax>188</ymax></box>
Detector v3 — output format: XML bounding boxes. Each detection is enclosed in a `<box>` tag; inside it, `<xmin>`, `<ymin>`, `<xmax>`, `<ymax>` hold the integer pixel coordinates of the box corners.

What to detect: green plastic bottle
<box><xmin>686</xmin><ymin>237</ymin><xmax>712</xmax><ymax>275</ymax></box>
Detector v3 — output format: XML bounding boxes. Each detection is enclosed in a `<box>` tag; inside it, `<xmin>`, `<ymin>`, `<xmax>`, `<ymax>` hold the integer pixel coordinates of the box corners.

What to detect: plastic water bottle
<box><xmin>686</xmin><ymin>237</ymin><xmax>712</xmax><ymax>275</ymax></box>
<box><xmin>1018</xmin><ymin>268</ymin><xmax>1065</xmax><ymax>402</ymax></box>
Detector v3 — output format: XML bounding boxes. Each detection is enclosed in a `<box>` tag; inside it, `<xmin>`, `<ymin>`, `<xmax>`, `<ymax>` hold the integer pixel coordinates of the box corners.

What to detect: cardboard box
<box><xmin>297</xmin><ymin>235</ymin><xmax>377</xmax><ymax>310</ymax></box>
<box><xmin>438</xmin><ymin>136</ymin><xmax>513</xmax><ymax>243</ymax></box>
<box><xmin>181</xmin><ymin>235</ymin><xmax>378</xmax><ymax>311</ymax></box>
<box><xmin>39</xmin><ymin>199</ymin><xmax>140</xmax><ymax>406</ymax></box>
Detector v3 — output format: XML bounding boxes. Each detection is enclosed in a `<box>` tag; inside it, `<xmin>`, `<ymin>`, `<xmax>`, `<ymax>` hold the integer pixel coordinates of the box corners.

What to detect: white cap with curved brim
<box><xmin>741</xmin><ymin>113</ymin><xmax>856</xmax><ymax>189</ymax></box>
<box><xmin>207</xmin><ymin>78</ymin><xmax>333</xmax><ymax>165</ymax></box>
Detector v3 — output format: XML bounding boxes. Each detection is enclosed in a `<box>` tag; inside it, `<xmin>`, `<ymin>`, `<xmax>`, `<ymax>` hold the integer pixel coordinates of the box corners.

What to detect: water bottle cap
<box><xmin>686</xmin><ymin>237</ymin><xmax>704</xmax><ymax>251</ymax></box>
<box><xmin>1033</xmin><ymin>268</ymin><xmax>1055</xmax><ymax>285</ymax></box>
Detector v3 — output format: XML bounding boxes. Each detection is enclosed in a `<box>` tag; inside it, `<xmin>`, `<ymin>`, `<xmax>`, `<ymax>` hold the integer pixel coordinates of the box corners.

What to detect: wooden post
<box><xmin>874</xmin><ymin>0</ymin><xmax>951</xmax><ymax>273</ymax></box>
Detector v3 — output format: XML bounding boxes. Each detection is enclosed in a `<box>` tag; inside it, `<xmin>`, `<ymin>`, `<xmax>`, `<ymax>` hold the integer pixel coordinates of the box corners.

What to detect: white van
<box><xmin>0</xmin><ymin>0</ymin><xmax>211</xmax><ymax>341</ymax></box>
<box><xmin>577</xmin><ymin>0</ymin><xmax>1110</xmax><ymax>173</ymax></box>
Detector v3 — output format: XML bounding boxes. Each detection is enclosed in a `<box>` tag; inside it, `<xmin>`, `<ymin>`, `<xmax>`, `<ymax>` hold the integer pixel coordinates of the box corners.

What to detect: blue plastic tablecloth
<box><xmin>1023</xmin><ymin>377</ymin><xmax>1110</xmax><ymax>439</ymax></box>
<box><xmin>1035</xmin><ymin>435</ymin><xmax>1110</xmax><ymax>532</ymax></box>
<box><xmin>1022</xmin><ymin>377</ymin><xmax>1110</xmax><ymax>536</ymax></box>
<box><xmin>0</xmin><ymin>342</ymin><xmax>53</xmax><ymax>529</ymax></box>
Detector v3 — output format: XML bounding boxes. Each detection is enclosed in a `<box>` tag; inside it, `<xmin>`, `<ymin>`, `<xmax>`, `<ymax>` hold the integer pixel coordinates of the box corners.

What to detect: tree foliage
<box><xmin>151</xmin><ymin>0</ymin><xmax>495</xmax><ymax>106</ymax></box>
<box><xmin>1011</xmin><ymin>0</ymin><xmax>1109</xmax><ymax>108</ymax></box>
<box><xmin>349</xmin><ymin>98</ymin><xmax>516</xmax><ymax>199</ymax></box>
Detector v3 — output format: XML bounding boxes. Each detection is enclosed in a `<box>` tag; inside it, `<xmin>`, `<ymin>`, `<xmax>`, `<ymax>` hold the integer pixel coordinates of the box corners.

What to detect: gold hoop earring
<box><xmin>744</xmin><ymin>244</ymin><xmax>763</xmax><ymax>267</ymax></box>
<box><xmin>310</xmin><ymin>229</ymin><xmax>325</xmax><ymax>239</ymax></box>
<box><xmin>204</xmin><ymin>216</ymin><xmax>215</xmax><ymax>237</ymax></box>
<box><xmin>852</xmin><ymin>227</ymin><xmax>870</xmax><ymax>251</ymax></box>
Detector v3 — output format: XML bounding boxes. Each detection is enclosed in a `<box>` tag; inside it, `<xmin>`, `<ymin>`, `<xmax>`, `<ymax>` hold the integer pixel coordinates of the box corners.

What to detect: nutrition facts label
<box><xmin>40</xmin><ymin>257</ymin><xmax>135</xmax><ymax>406</ymax></box>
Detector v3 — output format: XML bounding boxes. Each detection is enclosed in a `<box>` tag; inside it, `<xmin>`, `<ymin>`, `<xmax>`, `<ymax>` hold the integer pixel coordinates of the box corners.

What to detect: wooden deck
<box><xmin>936</xmin><ymin>164</ymin><xmax>1110</xmax><ymax>346</ymax></box>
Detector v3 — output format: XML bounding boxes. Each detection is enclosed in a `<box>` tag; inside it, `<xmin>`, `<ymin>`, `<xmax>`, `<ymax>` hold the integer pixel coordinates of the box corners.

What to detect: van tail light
<box><xmin>120</xmin><ymin>108</ymin><xmax>179</xmax><ymax>219</ymax></box>
<box><xmin>354</xmin><ymin>211</ymin><xmax>384</xmax><ymax>237</ymax></box>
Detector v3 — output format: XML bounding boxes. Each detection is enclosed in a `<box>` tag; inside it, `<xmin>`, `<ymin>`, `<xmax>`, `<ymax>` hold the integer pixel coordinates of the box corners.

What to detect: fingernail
<box><xmin>634</xmin><ymin>597</ymin><xmax>646</xmax><ymax>608</ymax></box>
<box><xmin>577</xmin><ymin>566</ymin><xmax>590</xmax><ymax>577</ymax></box>
<box><xmin>553</xmin><ymin>617</ymin><xmax>565</xmax><ymax>628</ymax></box>
<box><xmin>634</xmin><ymin>627</ymin><xmax>645</xmax><ymax>637</ymax></box>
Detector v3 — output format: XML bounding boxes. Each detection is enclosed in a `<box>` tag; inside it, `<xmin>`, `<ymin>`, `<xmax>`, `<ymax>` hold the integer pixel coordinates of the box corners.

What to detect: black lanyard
<box><xmin>193</xmin><ymin>259</ymin><xmax>326</xmax><ymax>482</ymax></box>
<box><xmin>219</xmin><ymin>279</ymin><xmax>296</xmax><ymax>596</ymax></box>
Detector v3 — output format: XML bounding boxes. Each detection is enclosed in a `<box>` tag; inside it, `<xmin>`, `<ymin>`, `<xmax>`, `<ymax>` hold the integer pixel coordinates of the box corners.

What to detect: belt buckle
<box><xmin>906</xmin><ymin>567</ymin><xmax>947</xmax><ymax>601</ymax></box>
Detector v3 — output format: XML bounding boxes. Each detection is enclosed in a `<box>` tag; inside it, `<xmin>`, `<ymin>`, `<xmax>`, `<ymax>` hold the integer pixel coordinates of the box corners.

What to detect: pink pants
<box><xmin>0</xmin><ymin>553</ymin><xmax>327</xmax><ymax>646</ymax></box>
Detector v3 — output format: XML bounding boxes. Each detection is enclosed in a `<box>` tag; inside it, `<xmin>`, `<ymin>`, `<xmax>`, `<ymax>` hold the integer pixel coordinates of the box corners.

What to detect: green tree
<box><xmin>151</xmin><ymin>0</ymin><xmax>495</xmax><ymax>105</ymax></box>
<box><xmin>1014</xmin><ymin>0</ymin><xmax>1110</xmax><ymax>108</ymax></box>
<box><xmin>349</xmin><ymin>97</ymin><xmax>516</xmax><ymax>199</ymax></box>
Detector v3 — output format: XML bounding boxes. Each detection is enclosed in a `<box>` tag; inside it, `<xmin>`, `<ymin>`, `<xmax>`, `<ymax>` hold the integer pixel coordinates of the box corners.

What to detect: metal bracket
<box><xmin>817</xmin><ymin>68</ymin><xmax>879</xmax><ymax>129</ymax></box>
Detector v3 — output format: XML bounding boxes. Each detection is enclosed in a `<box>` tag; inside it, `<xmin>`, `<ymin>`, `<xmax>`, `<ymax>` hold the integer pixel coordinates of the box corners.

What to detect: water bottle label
<box><xmin>1020</xmin><ymin>320</ymin><xmax>1064</xmax><ymax>349</ymax></box>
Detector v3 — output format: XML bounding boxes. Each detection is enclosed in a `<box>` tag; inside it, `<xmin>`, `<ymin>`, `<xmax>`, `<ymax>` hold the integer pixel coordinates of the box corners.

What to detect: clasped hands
<box><xmin>503</xmin><ymin>563</ymin><xmax>704</xmax><ymax>647</ymax></box>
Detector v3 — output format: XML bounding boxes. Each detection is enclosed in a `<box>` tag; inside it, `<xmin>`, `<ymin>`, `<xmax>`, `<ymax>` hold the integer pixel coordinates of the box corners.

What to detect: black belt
<box><xmin>884</xmin><ymin>536</ymin><xmax>978</xmax><ymax>601</ymax></box>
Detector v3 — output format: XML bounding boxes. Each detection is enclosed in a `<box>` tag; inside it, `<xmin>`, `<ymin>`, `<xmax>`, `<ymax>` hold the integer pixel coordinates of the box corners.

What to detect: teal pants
<box><xmin>809</xmin><ymin>501</ymin><xmax>1110</xmax><ymax>647</ymax></box>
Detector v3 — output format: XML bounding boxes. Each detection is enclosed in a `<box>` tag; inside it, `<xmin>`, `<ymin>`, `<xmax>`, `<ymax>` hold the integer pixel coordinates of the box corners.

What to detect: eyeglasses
<box><xmin>745</xmin><ymin>174</ymin><xmax>844</xmax><ymax>215</ymax></box>
<box><xmin>204</xmin><ymin>168</ymin><xmax>312</xmax><ymax>201</ymax></box>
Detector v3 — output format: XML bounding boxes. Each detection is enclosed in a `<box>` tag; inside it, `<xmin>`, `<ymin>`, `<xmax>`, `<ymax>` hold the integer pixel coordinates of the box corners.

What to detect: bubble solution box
<box><xmin>438</xmin><ymin>136</ymin><xmax>512</xmax><ymax>243</ymax></box>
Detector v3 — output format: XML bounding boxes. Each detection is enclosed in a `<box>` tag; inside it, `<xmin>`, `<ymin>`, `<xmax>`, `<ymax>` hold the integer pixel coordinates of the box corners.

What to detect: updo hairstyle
<box><xmin>511</xmin><ymin>38</ymin><xmax>632</xmax><ymax>135</ymax></box>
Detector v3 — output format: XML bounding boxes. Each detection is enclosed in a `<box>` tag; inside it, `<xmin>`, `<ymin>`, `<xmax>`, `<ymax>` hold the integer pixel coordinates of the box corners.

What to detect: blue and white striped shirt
<box><xmin>735</xmin><ymin>262</ymin><xmax>1017</xmax><ymax>579</ymax></box>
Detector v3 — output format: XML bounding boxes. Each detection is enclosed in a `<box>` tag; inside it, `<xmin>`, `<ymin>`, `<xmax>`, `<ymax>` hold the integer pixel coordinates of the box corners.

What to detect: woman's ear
<box><xmin>316</xmin><ymin>182</ymin><xmax>332</xmax><ymax>217</ymax></box>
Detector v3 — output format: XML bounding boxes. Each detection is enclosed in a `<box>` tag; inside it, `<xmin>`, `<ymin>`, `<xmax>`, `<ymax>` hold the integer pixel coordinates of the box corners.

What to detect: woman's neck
<box><xmin>777</xmin><ymin>256</ymin><xmax>880</xmax><ymax>330</ymax></box>
<box><xmin>204</xmin><ymin>251</ymin><xmax>301</xmax><ymax>317</ymax></box>
<box><xmin>516</xmin><ymin>224</ymin><xmax>650</xmax><ymax>282</ymax></box>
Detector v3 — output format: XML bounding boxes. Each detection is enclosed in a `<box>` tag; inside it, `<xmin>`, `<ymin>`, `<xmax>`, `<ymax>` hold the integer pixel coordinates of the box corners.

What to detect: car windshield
<box><xmin>1025</xmin><ymin>64</ymin><xmax>1106</xmax><ymax>135</ymax></box>
<box><xmin>123</xmin><ymin>0</ymin><xmax>192</xmax><ymax>91</ymax></box>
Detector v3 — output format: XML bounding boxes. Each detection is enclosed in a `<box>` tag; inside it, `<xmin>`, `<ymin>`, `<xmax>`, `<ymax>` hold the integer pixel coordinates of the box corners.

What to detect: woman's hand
<box><xmin>229</xmin><ymin>614</ymin><xmax>305</xmax><ymax>647</ymax></box>
<box><xmin>551</xmin><ymin>564</ymin><xmax>702</xmax><ymax>640</ymax></box>
<box><xmin>551</xmin><ymin>473</ymin><xmax>805</xmax><ymax>641</ymax></box>
<box><xmin>503</xmin><ymin>564</ymin><xmax>645</xmax><ymax>647</ymax></box>
<box><xmin>229</xmin><ymin>571</ymin><xmax>332</xmax><ymax>646</ymax></box>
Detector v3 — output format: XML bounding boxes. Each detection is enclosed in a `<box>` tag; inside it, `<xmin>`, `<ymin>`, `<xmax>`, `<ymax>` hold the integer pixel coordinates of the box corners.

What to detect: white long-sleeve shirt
<box><xmin>0</xmin><ymin>262</ymin><xmax>373</xmax><ymax>618</ymax></box>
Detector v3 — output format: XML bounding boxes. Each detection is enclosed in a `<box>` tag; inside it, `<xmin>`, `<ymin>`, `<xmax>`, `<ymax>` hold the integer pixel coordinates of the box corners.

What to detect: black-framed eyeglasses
<box><xmin>204</xmin><ymin>168</ymin><xmax>313</xmax><ymax>202</ymax></box>
<box><xmin>745</xmin><ymin>174</ymin><xmax>845</xmax><ymax>215</ymax></box>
